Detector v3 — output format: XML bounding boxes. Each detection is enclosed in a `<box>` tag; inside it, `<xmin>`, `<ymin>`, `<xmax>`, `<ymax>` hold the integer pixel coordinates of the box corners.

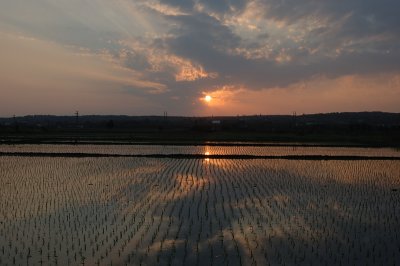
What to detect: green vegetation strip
<box><xmin>1</xmin><ymin>152</ymin><xmax>400</xmax><ymax>160</ymax></box>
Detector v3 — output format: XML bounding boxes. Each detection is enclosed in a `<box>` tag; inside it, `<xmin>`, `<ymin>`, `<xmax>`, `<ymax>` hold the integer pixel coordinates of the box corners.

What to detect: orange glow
<box><xmin>205</xmin><ymin>95</ymin><xmax>212</xmax><ymax>102</ymax></box>
<box><xmin>204</xmin><ymin>151</ymin><xmax>210</xmax><ymax>162</ymax></box>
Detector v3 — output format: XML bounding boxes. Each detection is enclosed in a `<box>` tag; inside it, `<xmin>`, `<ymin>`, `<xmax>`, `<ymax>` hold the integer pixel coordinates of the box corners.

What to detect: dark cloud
<box><xmin>151</xmin><ymin>0</ymin><xmax>400</xmax><ymax>92</ymax></box>
<box><xmin>158</xmin><ymin>0</ymin><xmax>247</xmax><ymax>14</ymax></box>
<box><xmin>123</xmin><ymin>51</ymin><xmax>151</xmax><ymax>71</ymax></box>
<box><xmin>10</xmin><ymin>0</ymin><xmax>398</xmax><ymax>93</ymax></box>
<box><xmin>158</xmin><ymin>0</ymin><xmax>194</xmax><ymax>11</ymax></box>
<box><xmin>168</xmin><ymin>13</ymin><xmax>240</xmax><ymax>51</ymax></box>
<box><xmin>262</xmin><ymin>0</ymin><xmax>400</xmax><ymax>36</ymax></box>
<box><xmin>199</xmin><ymin>0</ymin><xmax>247</xmax><ymax>13</ymax></box>
<box><xmin>2</xmin><ymin>0</ymin><xmax>399</xmax><ymax>115</ymax></box>
<box><xmin>256</xmin><ymin>32</ymin><xmax>269</xmax><ymax>40</ymax></box>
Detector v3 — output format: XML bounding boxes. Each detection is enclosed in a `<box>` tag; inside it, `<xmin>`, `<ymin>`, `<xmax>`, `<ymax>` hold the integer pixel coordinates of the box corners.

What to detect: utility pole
<box><xmin>163</xmin><ymin>111</ymin><xmax>168</xmax><ymax>123</ymax></box>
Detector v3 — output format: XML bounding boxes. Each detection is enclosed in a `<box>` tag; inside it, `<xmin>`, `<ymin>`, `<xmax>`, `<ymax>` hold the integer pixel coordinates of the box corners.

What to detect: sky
<box><xmin>1</xmin><ymin>0</ymin><xmax>400</xmax><ymax>116</ymax></box>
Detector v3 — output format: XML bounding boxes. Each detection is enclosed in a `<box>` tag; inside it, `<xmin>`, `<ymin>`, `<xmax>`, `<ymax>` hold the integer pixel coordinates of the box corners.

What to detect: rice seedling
<box><xmin>0</xmin><ymin>145</ymin><xmax>399</xmax><ymax>265</ymax></box>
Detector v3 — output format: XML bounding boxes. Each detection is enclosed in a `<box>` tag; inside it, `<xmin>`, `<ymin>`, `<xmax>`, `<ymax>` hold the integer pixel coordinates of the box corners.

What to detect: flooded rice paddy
<box><xmin>0</xmin><ymin>145</ymin><xmax>399</xmax><ymax>265</ymax></box>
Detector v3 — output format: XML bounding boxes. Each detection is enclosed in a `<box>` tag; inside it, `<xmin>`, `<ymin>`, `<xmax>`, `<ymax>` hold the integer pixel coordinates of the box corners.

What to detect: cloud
<box><xmin>0</xmin><ymin>31</ymin><xmax>166</xmax><ymax>115</ymax></box>
<box><xmin>1</xmin><ymin>0</ymin><xmax>400</xmax><ymax>115</ymax></box>
<box><xmin>158</xmin><ymin>0</ymin><xmax>400</xmax><ymax>90</ymax></box>
<box><xmin>142</xmin><ymin>1</ymin><xmax>189</xmax><ymax>16</ymax></box>
<box><xmin>198</xmin><ymin>73</ymin><xmax>400</xmax><ymax>116</ymax></box>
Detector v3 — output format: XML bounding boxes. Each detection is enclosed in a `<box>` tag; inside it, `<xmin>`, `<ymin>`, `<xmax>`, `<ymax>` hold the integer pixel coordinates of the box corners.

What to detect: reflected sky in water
<box><xmin>0</xmin><ymin>155</ymin><xmax>399</xmax><ymax>265</ymax></box>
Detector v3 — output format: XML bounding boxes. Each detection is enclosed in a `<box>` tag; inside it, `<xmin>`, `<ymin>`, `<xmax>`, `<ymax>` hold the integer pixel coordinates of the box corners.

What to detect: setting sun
<box><xmin>205</xmin><ymin>95</ymin><xmax>212</xmax><ymax>102</ymax></box>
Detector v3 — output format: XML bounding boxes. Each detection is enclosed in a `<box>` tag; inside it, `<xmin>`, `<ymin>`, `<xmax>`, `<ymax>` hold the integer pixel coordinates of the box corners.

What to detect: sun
<box><xmin>205</xmin><ymin>95</ymin><xmax>212</xmax><ymax>102</ymax></box>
